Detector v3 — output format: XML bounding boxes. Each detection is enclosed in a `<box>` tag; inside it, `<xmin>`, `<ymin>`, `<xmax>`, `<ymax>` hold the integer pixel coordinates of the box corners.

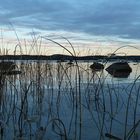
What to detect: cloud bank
<box><xmin>0</xmin><ymin>0</ymin><xmax>140</xmax><ymax>41</ymax></box>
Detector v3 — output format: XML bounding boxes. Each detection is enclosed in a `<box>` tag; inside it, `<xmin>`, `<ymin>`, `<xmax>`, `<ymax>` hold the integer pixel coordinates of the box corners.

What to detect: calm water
<box><xmin>44</xmin><ymin>60</ymin><xmax>140</xmax><ymax>84</ymax></box>
<box><xmin>0</xmin><ymin>60</ymin><xmax>140</xmax><ymax>140</ymax></box>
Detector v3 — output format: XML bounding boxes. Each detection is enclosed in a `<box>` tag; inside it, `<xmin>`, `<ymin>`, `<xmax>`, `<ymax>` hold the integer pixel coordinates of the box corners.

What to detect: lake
<box><xmin>0</xmin><ymin>60</ymin><xmax>140</xmax><ymax>140</ymax></box>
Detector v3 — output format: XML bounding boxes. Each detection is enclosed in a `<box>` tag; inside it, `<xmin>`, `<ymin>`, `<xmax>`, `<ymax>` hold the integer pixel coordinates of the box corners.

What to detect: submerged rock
<box><xmin>106</xmin><ymin>62</ymin><xmax>132</xmax><ymax>78</ymax></box>
<box><xmin>90</xmin><ymin>62</ymin><xmax>104</xmax><ymax>71</ymax></box>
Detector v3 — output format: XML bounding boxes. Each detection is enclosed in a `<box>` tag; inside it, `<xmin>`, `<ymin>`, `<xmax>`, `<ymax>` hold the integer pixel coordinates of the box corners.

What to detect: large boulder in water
<box><xmin>90</xmin><ymin>62</ymin><xmax>104</xmax><ymax>71</ymax></box>
<box><xmin>106</xmin><ymin>62</ymin><xmax>132</xmax><ymax>78</ymax></box>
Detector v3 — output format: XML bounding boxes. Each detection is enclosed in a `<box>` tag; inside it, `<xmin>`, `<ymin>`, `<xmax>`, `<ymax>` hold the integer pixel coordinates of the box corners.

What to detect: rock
<box><xmin>106</xmin><ymin>62</ymin><xmax>132</xmax><ymax>78</ymax></box>
<box><xmin>90</xmin><ymin>62</ymin><xmax>104</xmax><ymax>71</ymax></box>
<box><xmin>0</xmin><ymin>61</ymin><xmax>21</xmax><ymax>75</ymax></box>
<box><xmin>0</xmin><ymin>61</ymin><xmax>16</xmax><ymax>72</ymax></box>
<box><xmin>67</xmin><ymin>61</ymin><xmax>74</xmax><ymax>65</ymax></box>
<box><xmin>1</xmin><ymin>70</ymin><xmax>22</xmax><ymax>75</ymax></box>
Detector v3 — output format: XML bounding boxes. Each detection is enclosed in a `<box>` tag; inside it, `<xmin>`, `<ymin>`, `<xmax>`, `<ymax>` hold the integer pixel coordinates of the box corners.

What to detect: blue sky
<box><xmin>0</xmin><ymin>0</ymin><xmax>140</xmax><ymax>55</ymax></box>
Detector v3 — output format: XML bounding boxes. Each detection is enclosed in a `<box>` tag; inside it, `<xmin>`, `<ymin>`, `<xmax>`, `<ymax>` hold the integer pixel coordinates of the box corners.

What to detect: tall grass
<box><xmin>0</xmin><ymin>35</ymin><xmax>140</xmax><ymax>140</ymax></box>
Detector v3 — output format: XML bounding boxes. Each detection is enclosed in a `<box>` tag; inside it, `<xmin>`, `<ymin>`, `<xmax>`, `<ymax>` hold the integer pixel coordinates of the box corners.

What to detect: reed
<box><xmin>0</xmin><ymin>35</ymin><xmax>140</xmax><ymax>140</ymax></box>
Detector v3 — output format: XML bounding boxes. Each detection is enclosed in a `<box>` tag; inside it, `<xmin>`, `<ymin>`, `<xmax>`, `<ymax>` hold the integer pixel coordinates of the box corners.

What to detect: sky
<box><xmin>0</xmin><ymin>0</ymin><xmax>140</xmax><ymax>55</ymax></box>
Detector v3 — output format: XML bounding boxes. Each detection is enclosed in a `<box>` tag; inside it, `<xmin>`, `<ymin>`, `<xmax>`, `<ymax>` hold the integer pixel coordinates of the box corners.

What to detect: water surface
<box><xmin>0</xmin><ymin>60</ymin><xmax>140</xmax><ymax>140</ymax></box>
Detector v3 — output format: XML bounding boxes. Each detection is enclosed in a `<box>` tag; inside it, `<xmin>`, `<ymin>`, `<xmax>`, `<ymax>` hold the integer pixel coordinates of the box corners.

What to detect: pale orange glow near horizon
<box><xmin>0</xmin><ymin>28</ymin><xmax>140</xmax><ymax>56</ymax></box>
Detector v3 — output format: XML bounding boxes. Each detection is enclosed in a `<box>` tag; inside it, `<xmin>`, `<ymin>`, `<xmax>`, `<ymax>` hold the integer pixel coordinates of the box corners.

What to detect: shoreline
<box><xmin>0</xmin><ymin>54</ymin><xmax>140</xmax><ymax>61</ymax></box>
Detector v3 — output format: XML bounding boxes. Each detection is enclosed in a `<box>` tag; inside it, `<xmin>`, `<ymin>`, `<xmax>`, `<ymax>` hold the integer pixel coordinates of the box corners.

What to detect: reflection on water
<box><xmin>0</xmin><ymin>60</ymin><xmax>139</xmax><ymax>139</ymax></box>
<box><xmin>107</xmin><ymin>71</ymin><xmax>131</xmax><ymax>78</ymax></box>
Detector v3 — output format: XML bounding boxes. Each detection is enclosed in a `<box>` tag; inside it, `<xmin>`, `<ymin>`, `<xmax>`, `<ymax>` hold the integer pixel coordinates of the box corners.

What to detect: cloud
<box><xmin>0</xmin><ymin>0</ymin><xmax>140</xmax><ymax>41</ymax></box>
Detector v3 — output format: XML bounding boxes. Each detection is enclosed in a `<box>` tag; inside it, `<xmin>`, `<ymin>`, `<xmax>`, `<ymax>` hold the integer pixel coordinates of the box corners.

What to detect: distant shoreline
<box><xmin>0</xmin><ymin>54</ymin><xmax>140</xmax><ymax>61</ymax></box>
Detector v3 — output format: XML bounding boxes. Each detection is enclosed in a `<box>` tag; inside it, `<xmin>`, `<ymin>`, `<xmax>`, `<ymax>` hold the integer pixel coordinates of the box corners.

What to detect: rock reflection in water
<box><xmin>106</xmin><ymin>70</ymin><xmax>131</xmax><ymax>78</ymax></box>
